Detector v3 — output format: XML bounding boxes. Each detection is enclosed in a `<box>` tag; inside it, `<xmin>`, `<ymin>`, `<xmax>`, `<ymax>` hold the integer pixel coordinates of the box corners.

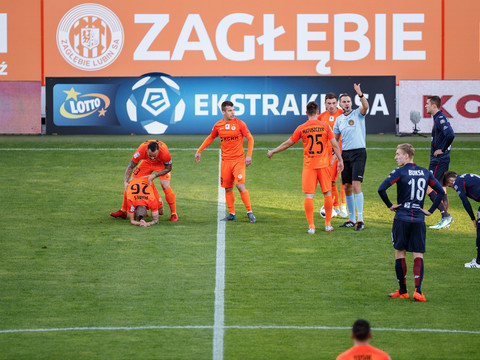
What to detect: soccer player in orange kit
<box><xmin>110</xmin><ymin>139</ymin><xmax>178</xmax><ymax>221</ymax></box>
<box><xmin>125</xmin><ymin>176</ymin><xmax>164</xmax><ymax>227</ymax></box>
<box><xmin>336</xmin><ymin>319</ymin><xmax>391</xmax><ymax>360</ymax></box>
<box><xmin>267</xmin><ymin>101</ymin><xmax>343</xmax><ymax>234</ymax></box>
<box><xmin>318</xmin><ymin>93</ymin><xmax>348</xmax><ymax>218</ymax></box>
<box><xmin>195</xmin><ymin>100</ymin><xmax>257</xmax><ymax>223</ymax></box>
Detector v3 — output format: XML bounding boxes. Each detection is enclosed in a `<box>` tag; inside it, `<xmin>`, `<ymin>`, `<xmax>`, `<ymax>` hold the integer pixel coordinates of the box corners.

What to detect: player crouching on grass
<box><xmin>378</xmin><ymin>144</ymin><xmax>445</xmax><ymax>302</ymax></box>
<box><xmin>443</xmin><ymin>171</ymin><xmax>480</xmax><ymax>268</ymax></box>
<box><xmin>125</xmin><ymin>177</ymin><xmax>164</xmax><ymax>227</ymax></box>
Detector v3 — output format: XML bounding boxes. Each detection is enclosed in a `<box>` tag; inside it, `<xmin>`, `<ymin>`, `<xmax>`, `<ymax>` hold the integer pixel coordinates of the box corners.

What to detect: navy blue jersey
<box><xmin>430</xmin><ymin>110</ymin><xmax>455</xmax><ymax>162</ymax></box>
<box><xmin>453</xmin><ymin>173</ymin><xmax>480</xmax><ymax>220</ymax></box>
<box><xmin>378</xmin><ymin>163</ymin><xmax>445</xmax><ymax>222</ymax></box>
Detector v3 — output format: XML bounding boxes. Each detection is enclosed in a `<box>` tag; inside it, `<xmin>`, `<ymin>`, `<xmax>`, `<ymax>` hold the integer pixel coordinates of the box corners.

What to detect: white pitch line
<box><xmin>213</xmin><ymin>149</ymin><xmax>226</xmax><ymax>360</ymax></box>
<box><xmin>2</xmin><ymin>325</ymin><xmax>479</xmax><ymax>335</ymax></box>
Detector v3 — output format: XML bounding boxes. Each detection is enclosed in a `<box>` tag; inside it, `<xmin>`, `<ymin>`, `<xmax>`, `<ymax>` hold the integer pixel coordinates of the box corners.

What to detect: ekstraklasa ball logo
<box><xmin>57</xmin><ymin>3</ymin><xmax>124</xmax><ymax>71</ymax></box>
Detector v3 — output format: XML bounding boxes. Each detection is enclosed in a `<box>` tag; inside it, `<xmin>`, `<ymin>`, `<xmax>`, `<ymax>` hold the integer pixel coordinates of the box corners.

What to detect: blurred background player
<box><xmin>378</xmin><ymin>144</ymin><xmax>444</xmax><ymax>302</ymax></box>
<box><xmin>333</xmin><ymin>83</ymin><xmax>369</xmax><ymax>231</ymax></box>
<box><xmin>336</xmin><ymin>319</ymin><xmax>391</xmax><ymax>360</ymax></box>
<box><xmin>443</xmin><ymin>171</ymin><xmax>480</xmax><ymax>268</ymax></box>
<box><xmin>318</xmin><ymin>92</ymin><xmax>347</xmax><ymax>218</ymax></box>
<box><xmin>195</xmin><ymin>100</ymin><xmax>256</xmax><ymax>223</ymax></box>
<box><xmin>125</xmin><ymin>176</ymin><xmax>164</xmax><ymax>227</ymax></box>
<box><xmin>110</xmin><ymin>139</ymin><xmax>178</xmax><ymax>221</ymax></box>
<box><xmin>425</xmin><ymin>95</ymin><xmax>455</xmax><ymax>230</ymax></box>
<box><xmin>267</xmin><ymin>101</ymin><xmax>343</xmax><ymax>234</ymax></box>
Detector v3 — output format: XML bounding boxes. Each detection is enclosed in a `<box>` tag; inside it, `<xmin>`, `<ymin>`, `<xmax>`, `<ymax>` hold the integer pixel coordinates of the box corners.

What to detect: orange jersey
<box><xmin>290</xmin><ymin>119</ymin><xmax>334</xmax><ymax>169</ymax></box>
<box><xmin>336</xmin><ymin>345</ymin><xmax>391</xmax><ymax>360</ymax></box>
<box><xmin>210</xmin><ymin>118</ymin><xmax>251</xmax><ymax>161</ymax></box>
<box><xmin>126</xmin><ymin>177</ymin><xmax>159</xmax><ymax>213</ymax></box>
<box><xmin>319</xmin><ymin>108</ymin><xmax>343</xmax><ymax>153</ymax></box>
<box><xmin>131</xmin><ymin>139</ymin><xmax>172</xmax><ymax>167</ymax></box>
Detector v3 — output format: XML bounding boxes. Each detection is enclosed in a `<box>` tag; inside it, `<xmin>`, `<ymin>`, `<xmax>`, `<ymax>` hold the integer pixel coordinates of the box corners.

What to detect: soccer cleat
<box><xmin>464</xmin><ymin>258</ymin><xmax>480</xmax><ymax>268</ymax></box>
<box><xmin>170</xmin><ymin>214</ymin><xmax>179</xmax><ymax>222</ymax></box>
<box><xmin>435</xmin><ymin>216</ymin><xmax>454</xmax><ymax>230</ymax></box>
<box><xmin>222</xmin><ymin>213</ymin><xmax>236</xmax><ymax>221</ymax></box>
<box><xmin>338</xmin><ymin>208</ymin><xmax>348</xmax><ymax>218</ymax></box>
<box><xmin>339</xmin><ymin>220</ymin><xmax>355</xmax><ymax>228</ymax></box>
<box><xmin>413</xmin><ymin>288</ymin><xmax>426</xmax><ymax>302</ymax></box>
<box><xmin>307</xmin><ymin>228</ymin><xmax>315</xmax><ymax>235</ymax></box>
<box><xmin>325</xmin><ymin>225</ymin><xmax>334</xmax><ymax>232</ymax></box>
<box><xmin>110</xmin><ymin>210</ymin><xmax>126</xmax><ymax>218</ymax></box>
<box><xmin>247</xmin><ymin>212</ymin><xmax>257</xmax><ymax>223</ymax></box>
<box><xmin>388</xmin><ymin>289</ymin><xmax>409</xmax><ymax>299</ymax></box>
<box><xmin>354</xmin><ymin>221</ymin><xmax>365</xmax><ymax>231</ymax></box>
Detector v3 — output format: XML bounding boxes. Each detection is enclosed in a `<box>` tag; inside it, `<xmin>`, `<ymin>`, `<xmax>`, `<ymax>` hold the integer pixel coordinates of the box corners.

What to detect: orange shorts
<box><xmin>329</xmin><ymin>159</ymin><xmax>338</xmax><ymax>181</ymax></box>
<box><xmin>220</xmin><ymin>159</ymin><xmax>246</xmax><ymax>188</ymax></box>
<box><xmin>132</xmin><ymin>161</ymin><xmax>171</xmax><ymax>181</ymax></box>
<box><xmin>302</xmin><ymin>167</ymin><xmax>332</xmax><ymax>193</ymax></box>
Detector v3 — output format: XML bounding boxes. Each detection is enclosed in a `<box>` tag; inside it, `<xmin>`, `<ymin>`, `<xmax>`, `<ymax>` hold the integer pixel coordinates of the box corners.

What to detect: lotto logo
<box><xmin>56</xmin><ymin>4</ymin><xmax>124</xmax><ymax>71</ymax></box>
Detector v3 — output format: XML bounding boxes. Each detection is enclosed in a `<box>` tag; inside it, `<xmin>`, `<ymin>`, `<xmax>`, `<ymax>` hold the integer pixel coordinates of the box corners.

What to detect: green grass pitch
<box><xmin>0</xmin><ymin>134</ymin><xmax>479</xmax><ymax>359</ymax></box>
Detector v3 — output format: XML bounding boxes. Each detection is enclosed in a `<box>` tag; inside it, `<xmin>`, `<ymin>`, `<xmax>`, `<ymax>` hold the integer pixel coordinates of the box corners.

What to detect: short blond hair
<box><xmin>397</xmin><ymin>143</ymin><xmax>415</xmax><ymax>158</ymax></box>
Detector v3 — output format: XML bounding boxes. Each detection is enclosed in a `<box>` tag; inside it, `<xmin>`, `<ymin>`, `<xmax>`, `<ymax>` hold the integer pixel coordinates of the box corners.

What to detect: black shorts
<box><xmin>429</xmin><ymin>160</ymin><xmax>449</xmax><ymax>182</ymax></box>
<box><xmin>341</xmin><ymin>148</ymin><xmax>367</xmax><ymax>184</ymax></box>
<box><xmin>392</xmin><ymin>219</ymin><xmax>426</xmax><ymax>253</ymax></box>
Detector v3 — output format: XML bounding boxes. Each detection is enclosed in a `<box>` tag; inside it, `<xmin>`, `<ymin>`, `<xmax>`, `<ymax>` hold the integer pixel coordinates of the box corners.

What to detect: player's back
<box><xmin>454</xmin><ymin>174</ymin><xmax>480</xmax><ymax>200</ymax></box>
<box><xmin>336</xmin><ymin>344</ymin><xmax>391</xmax><ymax>360</ymax></box>
<box><xmin>292</xmin><ymin>119</ymin><xmax>333</xmax><ymax>169</ymax></box>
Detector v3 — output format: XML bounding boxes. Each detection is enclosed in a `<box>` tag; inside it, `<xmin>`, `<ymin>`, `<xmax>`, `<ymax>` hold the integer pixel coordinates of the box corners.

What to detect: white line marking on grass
<box><xmin>213</xmin><ymin>149</ymin><xmax>226</xmax><ymax>360</ymax></box>
<box><xmin>2</xmin><ymin>325</ymin><xmax>479</xmax><ymax>335</ymax></box>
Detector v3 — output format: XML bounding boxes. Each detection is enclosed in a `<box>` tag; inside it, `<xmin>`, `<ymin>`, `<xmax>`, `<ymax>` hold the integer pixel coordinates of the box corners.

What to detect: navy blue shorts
<box><xmin>429</xmin><ymin>160</ymin><xmax>449</xmax><ymax>182</ymax></box>
<box><xmin>341</xmin><ymin>148</ymin><xmax>367</xmax><ymax>184</ymax></box>
<box><xmin>392</xmin><ymin>219</ymin><xmax>426</xmax><ymax>253</ymax></box>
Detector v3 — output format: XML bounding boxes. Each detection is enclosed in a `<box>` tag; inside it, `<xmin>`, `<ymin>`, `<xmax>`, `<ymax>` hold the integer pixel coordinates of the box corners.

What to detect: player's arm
<box><xmin>195</xmin><ymin>134</ymin><xmax>216</xmax><ymax>162</ymax></box>
<box><xmin>128</xmin><ymin>212</ymin><xmax>144</xmax><ymax>226</ymax></box>
<box><xmin>148</xmin><ymin>161</ymin><xmax>172</xmax><ymax>183</ymax></box>
<box><xmin>354</xmin><ymin>83</ymin><xmax>369</xmax><ymax>115</ymax></box>
<box><xmin>329</xmin><ymin>137</ymin><xmax>344</xmax><ymax>172</ymax></box>
<box><xmin>245</xmin><ymin>133</ymin><xmax>254</xmax><ymax>166</ymax></box>
<box><xmin>378</xmin><ymin>175</ymin><xmax>397</xmax><ymax>210</ymax></box>
<box><xmin>146</xmin><ymin>211</ymin><xmax>159</xmax><ymax>226</ymax></box>
<box><xmin>425</xmin><ymin>177</ymin><xmax>446</xmax><ymax>214</ymax></box>
<box><xmin>124</xmin><ymin>160</ymin><xmax>137</xmax><ymax>189</ymax></box>
<box><xmin>267</xmin><ymin>138</ymin><xmax>295</xmax><ymax>158</ymax></box>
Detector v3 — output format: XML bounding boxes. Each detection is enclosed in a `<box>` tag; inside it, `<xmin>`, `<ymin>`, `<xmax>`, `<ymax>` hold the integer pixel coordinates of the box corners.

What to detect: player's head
<box><xmin>306</xmin><ymin>101</ymin><xmax>319</xmax><ymax>117</ymax></box>
<box><xmin>395</xmin><ymin>143</ymin><xmax>415</xmax><ymax>166</ymax></box>
<box><xmin>134</xmin><ymin>206</ymin><xmax>148</xmax><ymax>221</ymax></box>
<box><xmin>325</xmin><ymin>93</ymin><xmax>338</xmax><ymax>114</ymax></box>
<box><xmin>339</xmin><ymin>93</ymin><xmax>353</xmax><ymax>113</ymax></box>
<box><xmin>425</xmin><ymin>96</ymin><xmax>441</xmax><ymax>115</ymax></box>
<box><xmin>147</xmin><ymin>141</ymin><xmax>159</xmax><ymax>160</ymax></box>
<box><xmin>443</xmin><ymin>171</ymin><xmax>458</xmax><ymax>187</ymax></box>
<box><xmin>351</xmin><ymin>319</ymin><xmax>372</xmax><ymax>343</ymax></box>
<box><xmin>221</xmin><ymin>100</ymin><xmax>235</xmax><ymax>120</ymax></box>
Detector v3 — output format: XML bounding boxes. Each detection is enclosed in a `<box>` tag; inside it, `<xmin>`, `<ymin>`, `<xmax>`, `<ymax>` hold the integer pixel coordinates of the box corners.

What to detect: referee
<box><xmin>333</xmin><ymin>83</ymin><xmax>369</xmax><ymax>231</ymax></box>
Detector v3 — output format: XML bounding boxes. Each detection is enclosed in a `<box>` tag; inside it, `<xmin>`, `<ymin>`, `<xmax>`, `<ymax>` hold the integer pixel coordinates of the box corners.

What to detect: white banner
<box><xmin>399</xmin><ymin>80</ymin><xmax>480</xmax><ymax>134</ymax></box>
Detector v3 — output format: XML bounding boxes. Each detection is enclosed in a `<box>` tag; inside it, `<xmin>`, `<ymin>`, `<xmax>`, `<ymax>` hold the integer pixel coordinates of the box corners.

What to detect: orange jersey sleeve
<box><xmin>126</xmin><ymin>177</ymin><xmax>159</xmax><ymax>213</ymax></box>
<box><xmin>290</xmin><ymin>119</ymin><xmax>334</xmax><ymax>169</ymax></box>
<box><xmin>337</xmin><ymin>345</ymin><xmax>391</xmax><ymax>360</ymax></box>
<box><xmin>216</xmin><ymin>118</ymin><xmax>251</xmax><ymax>161</ymax></box>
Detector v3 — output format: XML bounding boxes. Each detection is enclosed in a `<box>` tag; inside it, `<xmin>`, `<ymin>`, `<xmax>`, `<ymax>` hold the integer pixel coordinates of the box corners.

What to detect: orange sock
<box><xmin>304</xmin><ymin>198</ymin><xmax>314</xmax><ymax>229</ymax></box>
<box><xmin>240</xmin><ymin>190</ymin><xmax>252</xmax><ymax>212</ymax></box>
<box><xmin>225</xmin><ymin>191</ymin><xmax>235</xmax><ymax>214</ymax></box>
<box><xmin>332</xmin><ymin>184</ymin><xmax>339</xmax><ymax>208</ymax></box>
<box><xmin>324</xmin><ymin>195</ymin><xmax>333</xmax><ymax>226</ymax></box>
<box><xmin>121</xmin><ymin>190</ymin><xmax>128</xmax><ymax>212</ymax></box>
<box><xmin>163</xmin><ymin>187</ymin><xmax>177</xmax><ymax>215</ymax></box>
<box><xmin>340</xmin><ymin>183</ymin><xmax>346</xmax><ymax>206</ymax></box>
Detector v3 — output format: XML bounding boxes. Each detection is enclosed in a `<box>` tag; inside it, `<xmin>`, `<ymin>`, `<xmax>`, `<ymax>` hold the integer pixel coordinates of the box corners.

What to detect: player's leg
<box><xmin>411</xmin><ymin>222</ymin><xmax>426</xmax><ymax>301</ymax></box>
<box><xmin>352</xmin><ymin>149</ymin><xmax>367</xmax><ymax>231</ymax></box>
<box><xmin>389</xmin><ymin>220</ymin><xmax>409</xmax><ymax>298</ymax></box>
<box><xmin>233</xmin><ymin>160</ymin><xmax>255</xmax><ymax>222</ymax></box>
<box><xmin>222</xmin><ymin>160</ymin><xmax>236</xmax><ymax>220</ymax></box>
<box><xmin>302</xmin><ymin>167</ymin><xmax>317</xmax><ymax>234</ymax></box>
<box><xmin>160</xmin><ymin>174</ymin><xmax>178</xmax><ymax>221</ymax></box>
<box><xmin>319</xmin><ymin>168</ymin><xmax>333</xmax><ymax>231</ymax></box>
<box><xmin>428</xmin><ymin>161</ymin><xmax>453</xmax><ymax>229</ymax></box>
<box><xmin>339</xmin><ymin>152</ymin><xmax>356</xmax><ymax>227</ymax></box>
<box><xmin>110</xmin><ymin>188</ymin><xmax>128</xmax><ymax>218</ymax></box>
<box><xmin>465</xmin><ymin>207</ymin><xmax>480</xmax><ymax>268</ymax></box>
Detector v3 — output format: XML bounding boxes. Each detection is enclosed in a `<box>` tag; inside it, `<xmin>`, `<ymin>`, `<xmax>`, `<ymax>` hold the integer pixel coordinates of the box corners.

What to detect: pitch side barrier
<box><xmin>46</xmin><ymin>74</ymin><xmax>395</xmax><ymax>135</ymax></box>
